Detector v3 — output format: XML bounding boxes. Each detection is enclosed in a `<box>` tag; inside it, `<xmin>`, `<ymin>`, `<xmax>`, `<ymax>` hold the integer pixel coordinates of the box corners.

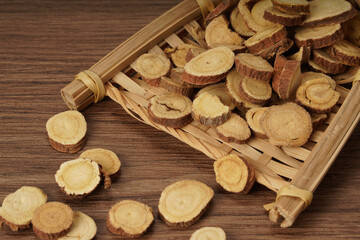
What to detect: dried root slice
<box><xmin>226</xmin><ymin>69</ymin><xmax>262</xmax><ymax>112</ymax></box>
<box><xmin>170</xmin><ymin>68</ymin><xmax>194</xmax><ymax>87</ymax></box>
<box><xmin>46</xmin><ymin>110</ymin><xmax>87</xmax><ymax>154</ymax></box>
<box><xmin>272</xmin><ymin>54</ymin><xmax>302</xmax><ymax>100</ymax></box>
<box><xmin>107</xmin><ymin>200</ymin><xmax>153</xmax><ymax>237</ymax></box>
<box><xmin>288</xmin><ymin>46</ymin><xmax>310</xmax><ymax>65</ymax></box>
<box><xmin>148</xmin><ymin>94</ymin><xmax>192</xmax><ymax>128</ymax></box>
<box><xmin>58</xmin><ymin>211</ymin><xmax>97</xmax><ymax>240</ymax></box>
<box><xmin>245</xmin><ymin>25</ymin><xmax>287</xmax><ymax>54</ymax></box>
<box><xmin>214</xmin><ymin>154</ymin><xmax>255</xmax><ymax>194</ymax></box>
<box><xmin>246</xmin><ymin>107</ymin><xmax>269</xmax><ymax>138</ymax></box>
<box><xmin>190</xmin><ymin>227</ymin><xmax>226</xmax><ymax>240</ymax></box>
<box><xmin>296</xmin><ymin>78</ymin><xmax>340</xmax><ymax>113</ymax></box>
<box><xmin>196</xmin><ymin>83</ymin><xmax>235</xmax><ymax>110</ymax></box>
<box><xmin>80</xmin><ymin>148</ymin><xmax>121</xmax><ymax>177</ymax></box>
<box><xmin>192</xmin><ymin>92</ymin><xmax>230</xmax><ymax>126</ymax></box>
<box><xmin>260</xmin><ymin>102</ymin><xmax>312</xmax><ymax>146</ymax></box>
<box><xmin>158</xmin><ymin>180</ymin><xmax>214</xmax><ymax>227</ymax></box>
<box><xmin>326</xmin><ymin>40</ymin><xmax>360</xmax><ymax>66</ymax></box>
<box><xmin>205</xmin><ymin>15</ymin><xmax>244</xmax><ymax>48</ymax></box>
<box><xmin>253</xmin><ymin>38</ymin><xmax>293</xmax><ymax>60</ymax></box>
<box><xmin>294</xmin><ymin>24</ymin><xmax>344</xmax><ymax>49</ymax></box>
<box><xmin>211</xmin><ymin>44</ymin><xmax>247</xmax><ymax>54</ymax></box>
<box><xmin>235</xmin><ymin>53</ymin><xmax>273</xmax><ymax>82</ymax></box>
<box><xmin>264</xmin><ymin>6</ymin><xmax>304</xmax><ymax>26</ymax></box>
<box><xmin>55</xmin><ymin>158</ymin><xmax>101</xmax><ymax>198</ymax></box>
<box><xmin>159</xmin><ymin>77</ymin><xmax>194</xmax><ymax>97</ymax></box>
<box><xmin>183</xmin><ymin>47</ymin><xmax>235</xmax><ymax>85</ymax></box>
<box><xmin>215</xmin><ymin>113</ymin><xmax>251</xmax><ymax>144</ymax></box>
<box><xmin>164</xmin><ymin>44</ymin><xmax>195</xmax><ymax>68</ymax></box>
<box><xmin>301</xmin><ymin>71</ymin><xmax>336</xmax><ymax>89</ymax></box>
<box><xmin>272</xmin><ymin>0</ymin><xmax>310</xmax><ymax>15</ymax></box>
<box><xmin>238</xmin><ymin>0</ymin><xmax>267</xmax><ymax>32</ymax></box>
<box><xmin>302</xmin><ymin>0</ymin><xmax>356</xmax><ymax>27</ymax></box>
<box><xmin>343</xmin><ymin>11</ymin><xmax>360</xmax><ymax>47</ymax></box>
<box><xmin>0</xmin><ymin>186</ymin><xmax>47</xmax><ymax>231</ymax></box>
<box><xmin>312</xmin><ymin>49</ymin><xmax>348</xmax><ymax>74</ymax></box>
<box><xmin>239</xmin><ymin>76</ymin><xmax>272</xmax><ymax>105</ymax></box>
<box><xmin>205</xmin><ymin>0</ymin><xmax>238</xmax><ymax>24</ymax></box>
<box><xmin>135</xmin><ymin>53</ymin><xmax>171</xmax><ymax>87</ymax></box>
<box><xmin>230</xmin><ymin>8</ymin><xmax>255</xmax><ymax>37</ymax></box>
<box><xmin>185</xmin><ymin>48</ymin><xmax>207</xmax><ymax>63</ymax></box>
<box><xmin>32</xmin><ymin>202</ymin><xmax>73</xmax><ymax>240</ymax></box>
<box><xmin>311</xmin><ymin>113</ymin><xmax>327</xmax><ymax>129</ymax></box>
<box><xmin>251</xmin><ymin>0</ymin><xmax>276</xmax><ymax>27</ymax></box>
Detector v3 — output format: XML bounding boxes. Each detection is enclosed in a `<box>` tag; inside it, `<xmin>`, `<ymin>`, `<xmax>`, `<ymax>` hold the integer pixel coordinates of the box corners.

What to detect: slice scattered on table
<box><xmin>272</xmin><ymin>0</ymin><xmax>310</xmax><ymax>15</ymax></box>
<box><xmin>196</xmin><ymin>82</ymin><xmax>235</xmax><ymax>110</ymax></box>
<box><xmin>260</xmin><ymin>102</ymin><xmax>312</xmax><ymax>146</ymax></box>
<box><xmin>158</xmin><ymin>180</ymin><xmax>214</xmax><ymax>227</ymax></box>
<box><xmin>190</xmin><ymin>227</ymin><xmax>226</xmax><ymax>240</ymax></box>
<box><xmin>58</xmin><ymin>211</ymin><xmax>97</xmax><ymax>240</ymax></box>
<box><xmin>32</xmin><ymin>202</ymin><xmax>73</xmax><ymax>240</ymax></box>
<box><xmin>80</xmin><ymin>148</ymin><xmax>121</xmax><ymax>177</ymax></box>
<box><xmin>245</xmin><ymin>25</ymin><xmax>287</xmax><ymax>53</ymax></box>
<box><xmin>107</xmin><ymin>200</ymin><xmax>154</xmax><ymax>238</ymax></box>
<box><xmin>235</xmin><ymin>53</ymin><xmax>273</xmax><ymax>82</ymax></box>
<box><xmin>214</xmin><ymin>154</ymin><xmax>255</xmax><ymax>194</ymax></box>
<box><xmin>148</xmin><ymin>94</ymin><xmax>193</xmax><ymax>128</ymax></box>
<box><xmin>0</xmin><ymin>186</ymin><xmax>47</xmax><ymax>231</ymax></box>
<box><xmin>46</xmin><ymin>110</ymin><xmax>87</xmax><ymax>153</ymax></box>
<box><xmin>246</xmin><ymin>107</ymin><xmax>269</xmax><ymax>138</ymax></box>
<box><xmin>326</xmin><ymin>40</ymin><xmax>360</xmax><ymax>66</ymax></box>
<box><xmin>215</xmin><ymin>113</ymin><xmax>251</xmax><ymax>144</ymax></box>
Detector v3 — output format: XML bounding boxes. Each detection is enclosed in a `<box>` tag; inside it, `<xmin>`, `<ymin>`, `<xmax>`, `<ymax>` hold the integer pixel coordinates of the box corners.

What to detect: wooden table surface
<box><xmin>1</xmin><ymin>0</ymin><xmax>360</xmax><ymax>239</ymax></box>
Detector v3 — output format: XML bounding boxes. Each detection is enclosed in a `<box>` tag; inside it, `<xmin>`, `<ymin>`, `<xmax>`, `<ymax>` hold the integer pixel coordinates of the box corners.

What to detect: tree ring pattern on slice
<box><xmin>235</xmin><ymin>53</ymin><xmax>274</xmax><ymax>82</ymax></box>
<box><xmin>190</xmin><ymin>227</ymin><xmax>226</xmax><ymax>240</ymax></box>
<box><xmin>215</xmin><ymin>113</ymin><xmax>251</xmax><ymax>144</ymax></box>
<box><xmin>246</xmin><ymin>107</ymin><xmax>269</xmax><ymax>138</ymax></box>
<box><xmin>245</xmin><ymin>25</ymin><xmax>287</xmax><ymax>53</ymax></box>
<box><xmin>326</xmin><ymin>40</ymin><xmax>360</xmax><ymax>66</ymax></box>
<box><xmin>80</xmin><ymin>148</ymin><xmax>121</xmax><ymax>177</ymax></box>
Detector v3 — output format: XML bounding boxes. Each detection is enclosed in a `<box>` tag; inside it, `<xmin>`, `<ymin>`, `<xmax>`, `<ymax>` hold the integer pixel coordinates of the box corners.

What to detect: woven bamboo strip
<box><xmin>281</xmin><ymin>146</ymin><xmax>311</xmax><ymax>161</ymax></box>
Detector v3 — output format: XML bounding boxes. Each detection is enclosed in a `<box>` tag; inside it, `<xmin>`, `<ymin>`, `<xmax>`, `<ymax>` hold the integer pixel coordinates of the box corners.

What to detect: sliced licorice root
<box><xmin>215</xmin><ymin>113</ymin><xmax>251</xmax><ymax>144</ymax></box>
<box><xmin>308</xmin><ymin>60</ymin><xmax>333</xmax><ymax>75</ymax></box>
<box><xmin>210</xmin><ymin>44</ymin><xmax>247</xmax><ymax>55</ymax></box>
<box><xmin>164</xmin><ymin>44</ymin><xmax>195</xmax><ymax>68</ymax></box>
<box><xmin>135</xmin><ymin>53</ymin><xmax>171</xmax><ymax>87</ymax></box>
<box><xmin>235</xmin><ymin>53</ymin><xmax>273</xmax><ymax>82</ymax></box>
<box><xmin>230</xmin><ymin>7</ymin><xmax>255</xmax><ymax>37</ymax></box>
<box><xmin>288</xmin><ymin>46</ymin><xmax>311</xmax><ymax>65</ymax></box>
<box><xmin>253</xmin><ymin>38</ymin><xmax>293</xmax><ymax>60</ymax></box>
<box><xmin>183</xmin><ymin>47</ymin><xmax>235</xmax><ymax>85</ymax></box>
<box><xmin>272</xmin><ymin>54</ymin><xmax>302</xmax><ymax>100</ymax></box>
<box><xmin>205</xmin><ymin>15</ymin><xmax>244</xmax><ymax>48</ymax></box>
<box><xmin>311</xmin><ymin>113</ymin><xmax>328</xmax><ymax>129</ymax></box>
<box><xmin>0</xmin><ymin>186</ymin><xmax>47</xmax><ymax>231</ymax></box>
<box><xmin>294</xmin><ymin>24</ymin><xmax>344</xmax><ymax>49</ymax></box>
<box><xmin>301</xmin><ymin>71</ymin><xmax>336</xmax><ymax>88</ymax></box>
<box><xmin>239</xmin><ymin>76</ymin><xmax>272</xmax><ymax>105</ymax></box>
<box><xmin>343</xmin><ymin>11</ymin><xmax>360</xmax><ymax>47</ymax></box>
<box><xmin>158</xmin><ymin>180</ymin><xmax>214</xmax><ymax>227</ymax></box>
<box><xmin>326</xmin><ymin>40</ymin><xmax>360</xmax><ymax>66</ymax></box>
<box><xmin>55</xmin><ymin>158</ymin><xmax>101</xmax><ymax>198</ymax></box>
<box><xmin>190</xmin><ymin>227</ymin><xmax>226</xmax><ymax>240</ymax></box>
<box><xmin>148</xmin><ymin>94</ymin><xmax>193</xmax><ymax>128</ymax></box>
<box><xmin>32</xmin><ymin>202</ymin><xmax>73</xmax><ymax>240</ymax></box>
<box><xmin>263</xmin><ymin>6</ymin><xmax>305</xmax><ymax>26</ymax></box>
<box><xmin>260</xmin><ymin>102</ymin><xmax>313</xmax><ymax>147</ymax></box>
<box><xmin>296</xmin><ymin>78</ymin><xmax>340</xmax><ymax>113</ymax></box>
<box><xmin>312</xmin><ymin>49</ymin><xmax>348</xmax><ymax>74</ymax></box>
<box><xmin>244</xmin><ymin>25</ymin><xmax>287</xmax><ymax>54</ymax></box>
<box><xmin>46</xmin><ymin>110</ymin><xmax>87</xmax><ymax>154</ymax></box>
<box><xmin>107</xmin><ymin>200</ymin><xmax>154</xmax><ymax>237</ymax></box>
<box><xmin>246</xmin><ymin>107</ymin><xmax>269</xmax><ymax>138</ymax></box>
<box><xmin>272</xmin><ymin>0</ymin><xmax>310</xmax><ymax>15</ymax></box>
<box><xmin>251</xmin><ymin>0</ymin><xmax>276</xmax><ymax>27</ymax></box>
<box><xmin>58</xmin><ymin>211</ymin><xmax>97</xmax><ymax>240</ymax></box>
<box><xmin>185</xmin><ymin>47</ymin><xmax>207</xmax><ymax>63</ymax></box>
<box><xmin>205</xmin><ymin>0</ymin><xmax>238</xmax><ymax>24</ymax></box>
<box><xmin>237</xmin><ymin>0</ymin><xmax>267</xmax><ymax>32</ymax></box>
<box><xmin>302</xmin><ymin>0</ymin><xmax>356</xmax><ymax>27</ymax></box>
<box><xmin>214</xmin><ymin>154</ymin><xmax>255</xmax><ymax>194</ymax></box>
<box><xmin>159</xmin><ymin>77</ymin><xmax>194</xmax><ymax>97</ymax></box>
<box><xmin>196</xmin><ymin>83</ymin><xmax>235</xmax><ymax>111</ymax></box>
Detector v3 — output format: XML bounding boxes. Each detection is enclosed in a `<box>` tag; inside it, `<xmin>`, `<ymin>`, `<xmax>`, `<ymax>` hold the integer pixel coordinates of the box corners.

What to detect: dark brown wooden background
<box><xmin>1</xmin><ymin>0</ymin><xmax>359</xmax><ymax>239</ymax></box>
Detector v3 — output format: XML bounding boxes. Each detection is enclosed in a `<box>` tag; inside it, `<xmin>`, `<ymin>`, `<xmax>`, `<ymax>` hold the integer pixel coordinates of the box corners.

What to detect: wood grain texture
<box><xmin>0</xmin><ymin>0</ymin><xmax>359</xmax><ymax>239</ymax></box>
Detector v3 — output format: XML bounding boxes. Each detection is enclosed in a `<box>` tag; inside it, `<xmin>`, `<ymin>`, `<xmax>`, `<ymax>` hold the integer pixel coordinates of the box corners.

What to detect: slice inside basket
<box><xmin>312</xmin><ymin>49</ymin><xmax>348</xmax><ymax>74</ymax></box>
<box><xmin>165</xmin><ymin>44</ymin><xmax>196</xmax><ymax>68</ymax></box>
<box><xmin>251</xmin><ymin>0</ymin><xmax>276</xmax><ymax>27</ymax></box>
<box><xmin>215</xmin><ymin>113</ymin><xmax>252</xmax><ymax>144</ymax></box>
<box><xmin>326</xmin><ymin>40</ymin><xmax>360</xmax><ymax>66</ymax></box>
<box><xmin>238</xmin><ymin>76</ymin><xmax>273</xmax><ymax>105</ymax></box>
<box><xmin>288</xmin><ymin>46</ymin><xmax>310</xmax><ymax>65</ymax></box>
<box><xmin>246</xmin><ymin>107</ymin><xmax>269</xmax><ymax>138</ymax></box>
<box><xmin>235</xmin><ymin>53</ymin><xmax>274</xmax><ymax>82</ymax></box>
<box><xmin>159</xmin><ymin>76</ymin><xmax>194</xmax><ymax>97</ymax></box>
<box><xmin>230</xmin><ymin>7</ymin><xmax>256</xmax><ymax>37</ymax></box>
<box><xmin>272</xmin><ymin>0</ymin><xmax>310</xmax><ymax>15</ymax></box>
<box><xmin>237</xmin><ymin>0</ymin><xmax>268</xmax><ymax>32</ymax></box>
<box><xmin>196</xmin><ymin>82</ymin><xmax>235</xmax><ymax>110</ymax></box>
<box><xmin>263</xmin><ymin>6</ymin><xmax>305</xmax><ymax>26</ymax></box>
<box><xmin>253</xmin><ymin>38</ymin><xmax>293</xmax><ymax>60</ymax></box>
<box><xmin>190</xmin><ymin>227</ymin><xmax>226</xmax><ymax>240</ymax></box>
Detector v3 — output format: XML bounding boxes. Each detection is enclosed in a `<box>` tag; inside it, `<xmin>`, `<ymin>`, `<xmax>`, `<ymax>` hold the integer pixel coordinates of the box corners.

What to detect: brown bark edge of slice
<box><xmin>263</xmin><ymin>6</ymin><xmax>305</xmax><ymax>26</ymax></box>
<box><xmin>253</xmin><ymin>38</ymin><xmax>293</xmax><ymax>60</ymax></box>
<box><xmin>288</xmin><ymin>46</ymin><xmax>311</xmax><ymax>65</ymax></box>
<box><xmin>245</xmin><ymin>107</ymin><xmax>269</xmax><ymax>138</ymax></box>
<box><xmin>159</xmin><ymin>77</ymin><xmax>194</xmax><ymax>97</ymax></box>
<box><xmin>238</xmin><ymin>76</ymin><xmax>272</xmax><ymax>105</ymax></box>
<box><xmin>215</xmin><ymin>113</ymin><xmax>252</xmax><ymax>144</ymax></box>
<box><xmin>326</xmin><ymin>40</ymin><xmax>360</xmax><ymax>66</ymax></box>
<box><xmin>272</xmin><ymin>0</ymin><xmax>310</xmax><ymax>15</ymax></box>
<box><xmin>235</xmin><ymin>53</ymin><xmax>274</xmax><ymax>82</ymax></box>
<box><xmin>312</xmin><ymin>49</ymin><xmax>348</xmax><ymax>74</ymax></box>
<box><xmin>205</xmin><ymin>0</ymin><xmax>238</xmax><ymax>25</ymax></box>
<box><xmin>48</xmin><ymin>136</ymin><xmax>87</xmax><ymax>154</ymax></box>
<box><xmin>230</xmin><ymin>7</ymin><xmax>256</xmax><ymax>37</ymax></box>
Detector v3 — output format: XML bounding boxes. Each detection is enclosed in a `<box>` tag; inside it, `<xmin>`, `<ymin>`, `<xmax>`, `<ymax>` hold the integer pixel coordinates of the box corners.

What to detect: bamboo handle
<box><xmin>270</xmin><ymin>78</ymin><xmax>360</xmax><ymax>227</ymax></box>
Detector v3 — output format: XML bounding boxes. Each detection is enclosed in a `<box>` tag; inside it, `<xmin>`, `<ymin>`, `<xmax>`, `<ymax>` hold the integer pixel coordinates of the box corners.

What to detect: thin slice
<box><xmin>185</xmin><ymin>47</ymin><xmax>207</xmax><ymax>63</ymax></box>
<box><xmin>230</xmin><ymin>7</ymin><xmax>256</xmax><ymax>37</ymax></box>
<box><xmin>196</xmin><ymin>83</ymin><xmax>236</xmax><ymax>110</ymax></box>
<box><xmin>192</xmin><ymin>92</ymin><xmax>230</xmax><ymax>126</ymax></box>
<box><xmin>164</xmin><ymin>44</ymin><xmax>195</xmax><ymax>68</ymax></box>
<box><xmin>253</xmin><ymin>38</ymin><xmax>293</xmax><ymax>59</ymax></box>
<box><xmin>296</xmin><ymin>78</ymin><xmax>340</xmax><ymax>113</ymax></box>
<box><xmin>158</xmin><ymin>180</ymin><xmax>214</xmax><ymax>227</ymax></box>
<box><xmin>239</xmin><ymin>76</ymin><xmax>272</xmax><ymax>105</ymax></box>
<box><xmin>343</xmin><ymin>11</ymin><xmax>360</xmax><ymax>47</ymax></box>
<box><xmin>58</xmin><ymin>211</ymin><xmax>97</xmax><ymax>240</ymax></box>
<box><xmin>190</xmin><ymin>227</ymin><xmax>226</xmax><ymax>240</ymax></box>
<box><xmin>295</xmin><ymin>24</ymin><xmax>344</xmax><ymax>49</ymax></box>
<box><xmin>251</xmin><ymin>0</ymin><xmax>276</xmax><ymax>27</ymax></box>
<box><xmin>214</xmin><ymin>154</ymin><xmax>255</xmax><ymax>193</ymax></box>
<box><xmin>313</xmin><ymin>49</ymin><xmax>348</xmax><ymax>74</ymax></box>
<box><xmin>55</xmin><ymin>158</ymin><xmax>101</xmax><ymax>198</ymax></box>
<box><xmin>170</xmin><ymin>68</ymin><xmax>194</xmax><ymax>86</ymax></box>
<box><xmin>205</xmin><ymin>0</ymin><xmax>238</xmax><ymax>24</ymax></box>
<box><xmin>46</xmin><ymin>110</ymin><xmax>87</xmax><ymax>154</ymax></box>
<box><xmin>272</xmin><ymin>54</ymin><xmax>302</xmax><ymax>100</ymax></box>
<box><xmin>80</xmin><ymin>148</ymin><xmax>121</xmax><ymax>177</ymax></box>
<box><xmin>260</xmin><ymin>102</ymin><xmax>312</xmax><ymax>146</ymax></box>
<box><xmin>210</xmin><ymin>44</ymin><xmax>247</xmax><ymax>54</ymax></box>
<box><xmin>301</xmin><ymin>71</ymin><xmax>336</xmax><ymax>89</ymax></box>
<box><xmin>308</xmin><ymin>60</ymin><xmax>333</xmax><ymax>75</ymax></box>
<box><xmin>246</xmin><ymin>107</ymin><xmax>269</xmax><ymax>138</ymax></box>
<box><xmin>264</xmin><ymin>6</ymin><xmax>304</xmax><ymax>26</ymax></box>
<box><xmin>235</xmin><ymin>53</ymin><xmax>273</xmax><ymax>82</ymax></box>
<box><xmin>183</xmin><ymin>47</ymin><xmax>235</xmax><ymax>85</ymax></box>
<box><xmin>148</xmin><ymin>94</ymin><xmax>193</xmax><ymax>128</ymax></box>
<box><xmin>245</xmin><ymin>25</ymin><xmax>287</xmax><ymax>53</ymax></box>
<box><xmin>135</xmin><ymin>53</ymin><xmax>171</xmax><ymax>87</ymax></box>
<box><xmin>107</xmin><ymin>200</ymin><xmax>154</xmax><ymax>237</ymax></box>
<box><xmin>238</xmin><ymin>0</ymin><xmax>267</xmax><ymax>32</ymax></box>
<box><xmin>0</xmin><ymin>186</ymin><xmax>47</xmax><ymax>231</ymax></box>
<box><xmin>159</xmin><ymin>77</ymin><xmax>194</xmax><ymax>97</ymax></box>
<box><xmin>302</xmin><ymin>0</ymin><xmax>356</xmax><ymax>27</ymax></box>
<box><xmin>288</xmin><ymin>46</ymin><xmax>310</xmax><ymax>65</ymax></box>
<box><xmin>32</xmin><ymin>202</ymin><xmax>73</xmax><ymax>240</ymax></box>
<box><xmin>272</xmin><ymin>0</ymin><xmax>310</xmax><ymax>15</ymax></box>
<box><xmin>215</xmin><ymin>113</ymin><xmax>251</xmax><ymax>144</ymax></box>
<box><xmin>326</xmin><ymin>40</ymin><xmax>360</xmax><ymax>66</ymax></box>
<box><xmin>311</xmin><ymin>113</ymin><xmax>327</xmax><ymax>129</ymax></box>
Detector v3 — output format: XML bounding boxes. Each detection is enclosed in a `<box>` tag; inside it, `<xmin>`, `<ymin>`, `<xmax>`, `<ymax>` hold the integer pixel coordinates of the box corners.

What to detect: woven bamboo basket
<box><xmin>61</xmin><ymin>0</ymin><xmax>360</xmax><ymax>227</ymax></box>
